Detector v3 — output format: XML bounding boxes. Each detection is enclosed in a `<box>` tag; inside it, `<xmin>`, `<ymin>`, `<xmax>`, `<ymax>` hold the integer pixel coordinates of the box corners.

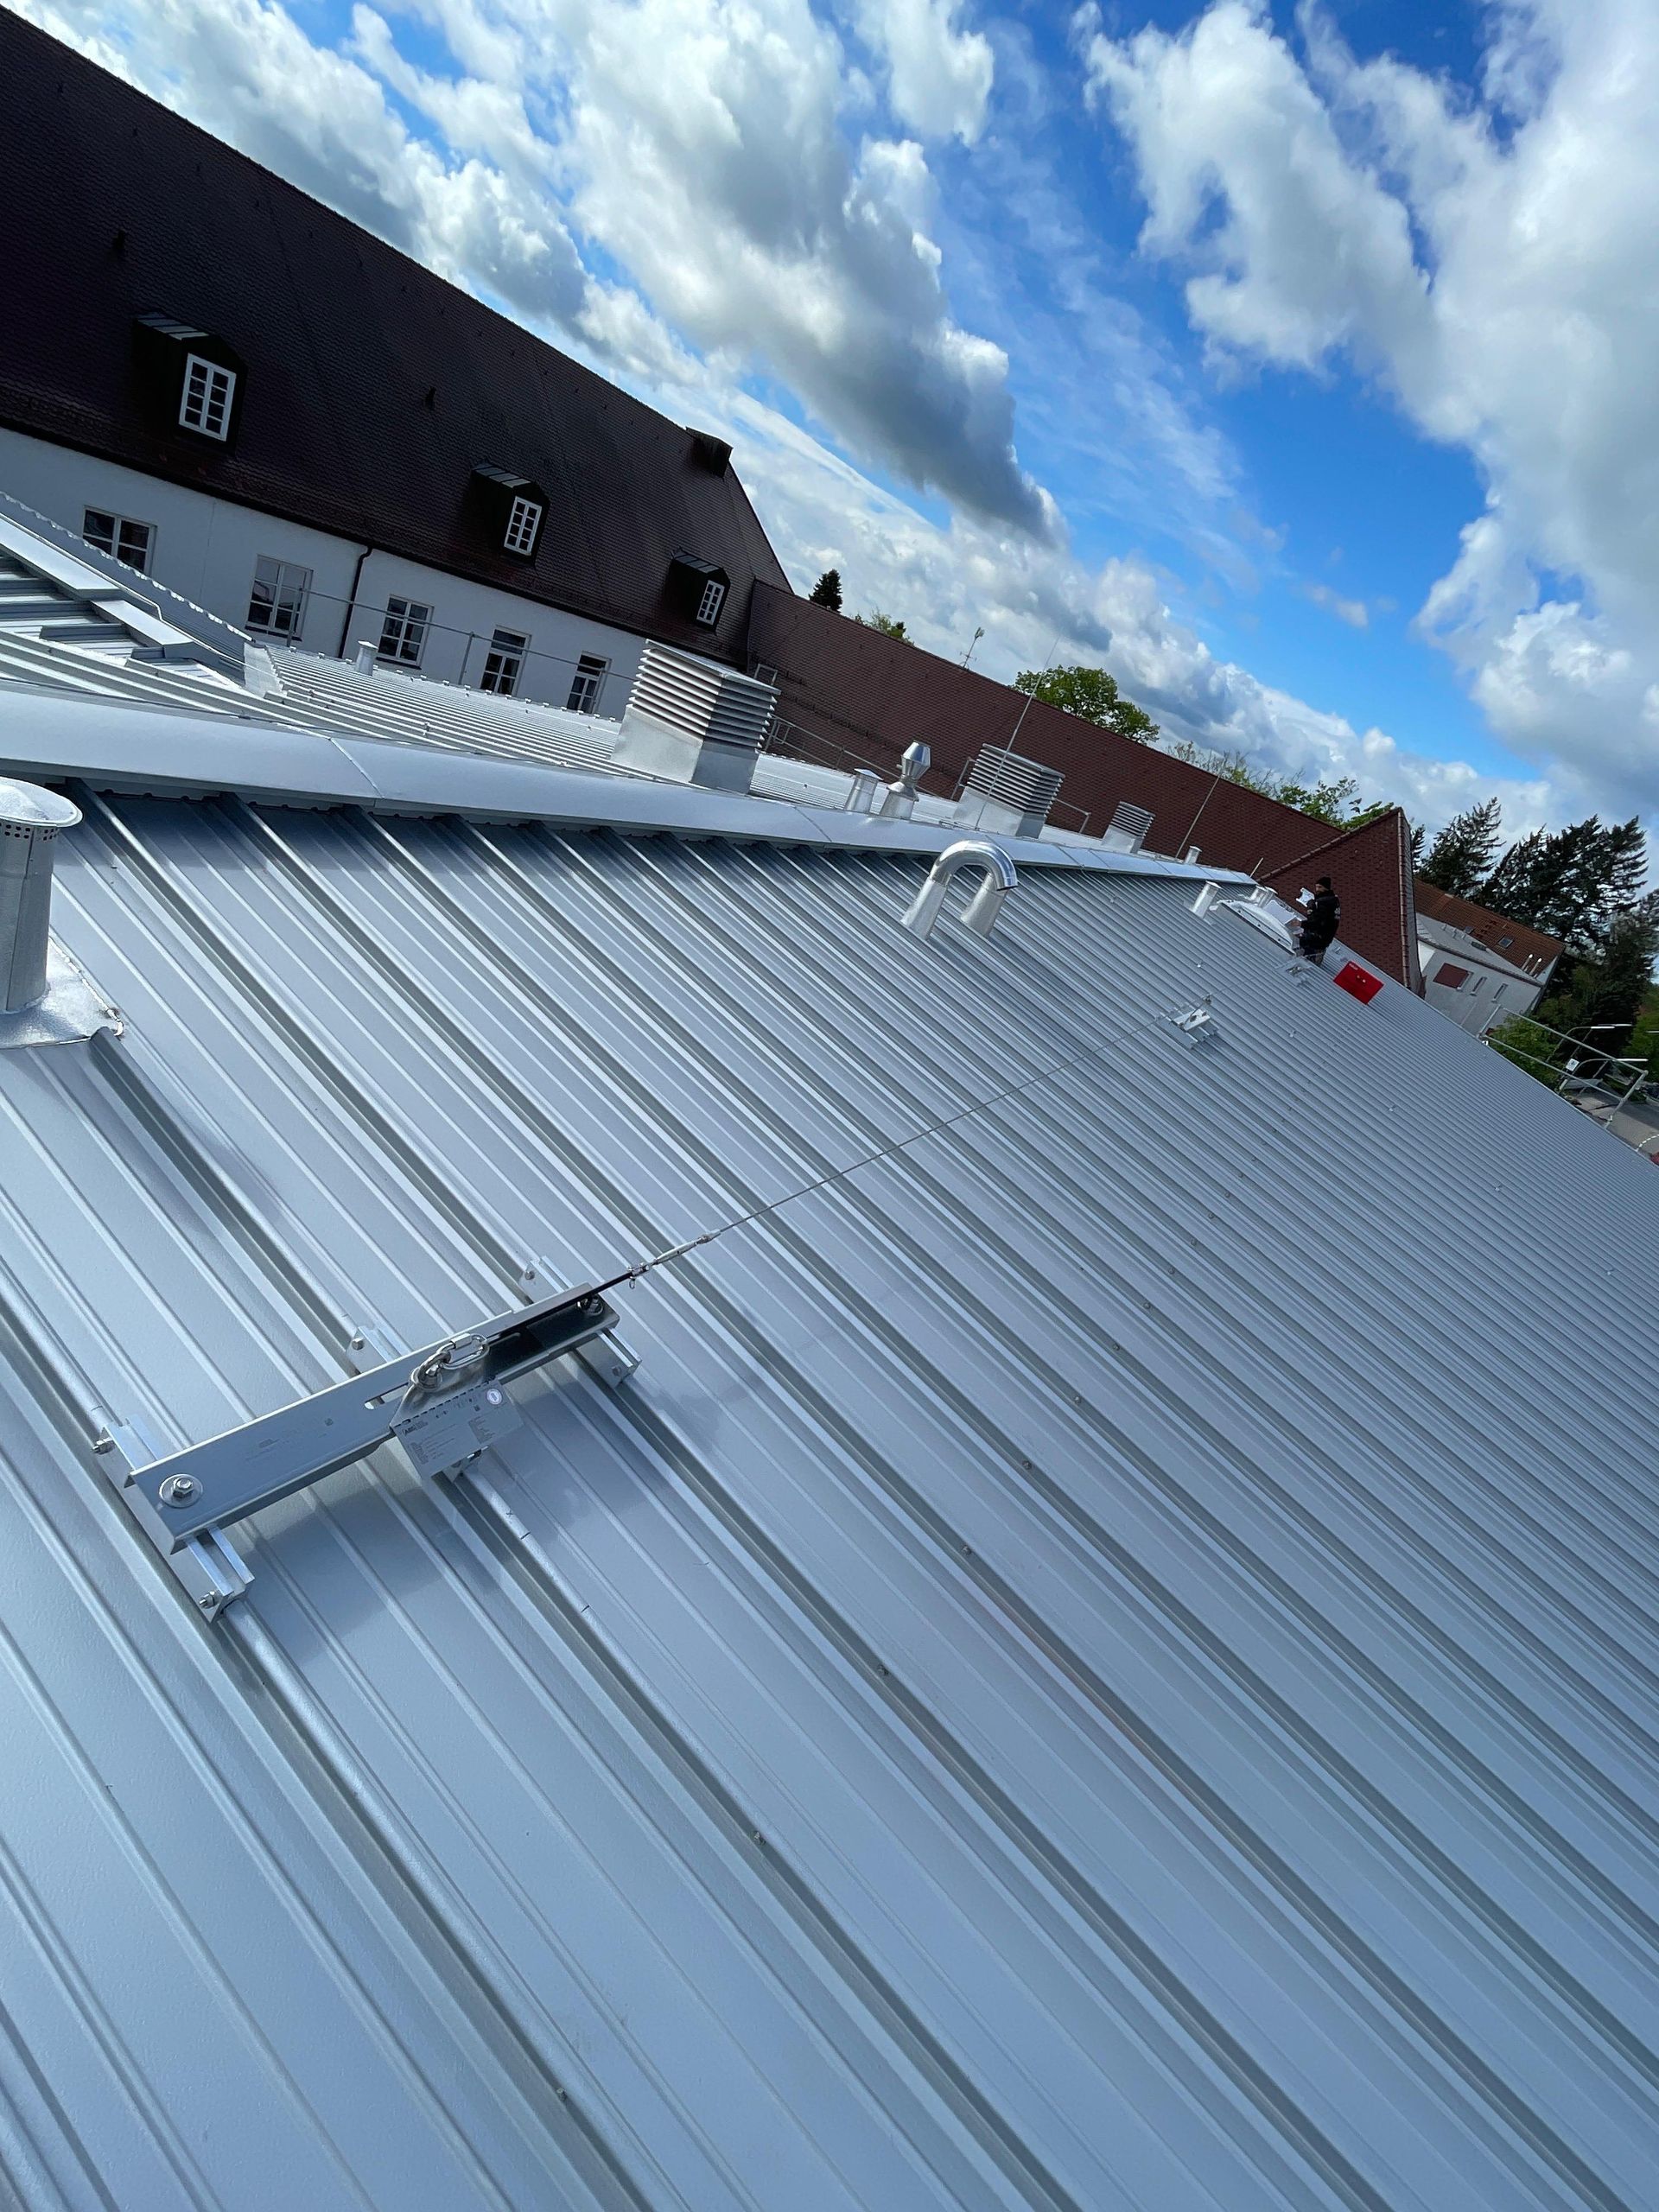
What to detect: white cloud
<box><xmin>717</xmin><ymin>383</ymin><xmax>1551</xmax><ymax>834</ymax></box>
<box><xmin>545</xmin><ymin>0</ymin><xmax>1046</xmax><ymax>529</ymax></box>
<box><xmin>6</xmin><ymin>0</ymin><xmax>1585</xmax><ymax>838</ymax></box>
<box><xmin>1082</xmin><ymin>0</ymin><xmax>1659</xmax><ymax>824</ymax></box>
<box><xmin>1302</xmin><ymin>581</ymin><xmax>1368</xmax><ymax>629</ymax></box>
<box><xmin>854</xmin><ymin>0</ymin><xmax>994</xmax><ymax>143</ymax></box>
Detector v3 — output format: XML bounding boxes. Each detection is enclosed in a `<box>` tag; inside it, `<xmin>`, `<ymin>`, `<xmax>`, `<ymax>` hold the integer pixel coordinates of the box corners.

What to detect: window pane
<box><xmin>565</xmin><ymin>652</ymin><xmax>608</xmax><ymax>714</ymax></box>
<box><xmin>696</xmin><ymin>578</ymin><xmax>726</xmax><ymax>626</ymax></box>
<box><xmin>181</xmin><ymin>354</ymin><xmax>234</xmax><ymax>440</ymax></box>
<box><xmin>84</xmin><ymin>510</ymin><xmax>153</xmax><ymax>573</ymax></box>
<box><xmin>378</xmin><ymin>597</ymin><xmax>431</xmax><ymax>665</ymax></box>
<box><xmin>117</xmin><ymin>521</ymin><xmax>153</xmax><ymax>573</ymax></box>
<box><xmin>480</xmin><ymin>628</ymin><xmax>527</xmax><ymax>696</ymax></box>
<box><xmin>504</xmin><ymin>497</ymin><xmax>542</xmax><ymax>556</ymax></box>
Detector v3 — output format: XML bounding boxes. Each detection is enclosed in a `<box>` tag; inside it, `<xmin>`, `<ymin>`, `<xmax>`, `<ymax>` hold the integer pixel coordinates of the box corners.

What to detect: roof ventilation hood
<box><xmin>901</xmin><ymin>840</ymin><xmax>1017</xmax><ymax>944</ymax></box>
<box><xmin>0</xmin><ymin>779</ymin><xmax>115</xmax><ymax>1049</ymax></box>
<box><xmin>878</xmin><ymin>740</ymin><xmax>931</xmax><ymax>820</ymax></box>
<box><xmin>956</xmin><ymin>746</ymin><xmax>1064</xmax><ymax>838</ymax></box>
<box><xmin>610</xmin><ymin>642</ymin><xmax>778</xmax><ymax>794</ymax></box>
<box><xmin>1101</xmin><ymin>800</ymin><xmax>1154</xmax><ymax>854</ymax></box>
<box><xmin>1</xmin><ymin>779</ymin><xmax>79</xmax><ymax>1011</ymax></box>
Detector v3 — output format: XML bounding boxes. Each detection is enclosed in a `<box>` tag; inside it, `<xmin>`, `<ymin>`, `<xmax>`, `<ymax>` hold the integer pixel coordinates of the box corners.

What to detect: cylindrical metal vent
<box><xmin>0</xmin><ymin>779</ymin><xmax>81</xmax><ymax>1013</ymax></box>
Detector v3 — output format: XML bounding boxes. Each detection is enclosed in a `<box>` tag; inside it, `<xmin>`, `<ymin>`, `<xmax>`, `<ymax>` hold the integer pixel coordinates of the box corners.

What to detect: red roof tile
<box><xmin>1412</xmin><ymin>882</ymin><xmax>1564</xmax><ymax>977</ymax></box>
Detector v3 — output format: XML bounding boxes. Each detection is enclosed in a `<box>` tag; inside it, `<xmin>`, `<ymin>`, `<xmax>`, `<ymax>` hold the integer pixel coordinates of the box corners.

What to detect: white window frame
<box><xmin>377</xmin><ymin>595</ymin><xmax>432</xmax><ymax>668</ymax></box>
<box><xmin>180</xmin><ymin>353</ymin><xmax>236</xmax><ymax>441</ymax></box>
<box><xmin>695</xmin><ymin>577</ymin><xmax>727</xmax><ymax>626</ymax></box>
<box><xmin>245</xmin><ymin>556</ymin><xmax>311</xmax><ymax>642</ymax></box>
<box><xmin>504</xmin><ymin>495</ymin><xmax>543</xmax><ymax>557</ymax></box>
<box><xmin>480</xmin><ymin>627</ymin><xmax>528</xmax><ymax>696</ymax></box>
<box><xmin>82</xmin><ymin>508</ymin><xmax>156</xmax><ymax>574</ymax></box>
<box><xmin>566</xmin><ymin>653</ymin><xmax>609</xmax><ymax>715</ymax></box>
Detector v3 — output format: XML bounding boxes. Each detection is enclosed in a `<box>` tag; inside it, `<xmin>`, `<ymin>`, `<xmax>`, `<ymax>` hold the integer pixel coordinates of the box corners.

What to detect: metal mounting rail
<box><xmin>92</xmin><ymin>1282</ymin><xmax>633</xmax><ymax>1622</ymax></box>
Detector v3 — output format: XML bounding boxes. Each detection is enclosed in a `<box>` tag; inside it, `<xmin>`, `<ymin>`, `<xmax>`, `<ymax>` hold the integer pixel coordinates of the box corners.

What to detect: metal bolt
<box><xmin>158</xmin><ymin>1474</ymin><xmax>201</xmax><ymax>1507</ymax></box>
<box><xmin>92</xmin><ymin>1433</ymin><xmax>114</xmax><ymax>1455</ymax></box>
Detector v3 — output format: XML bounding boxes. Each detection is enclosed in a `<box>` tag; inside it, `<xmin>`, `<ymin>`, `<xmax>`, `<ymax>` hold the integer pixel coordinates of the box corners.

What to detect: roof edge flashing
<box><xmin>0</xmin><ymin>691</ymin><xmax>1255</xmax><ymax>878</ymax></box>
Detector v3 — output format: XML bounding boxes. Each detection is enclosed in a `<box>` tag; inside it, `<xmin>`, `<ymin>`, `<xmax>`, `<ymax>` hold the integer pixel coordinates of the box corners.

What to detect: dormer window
<box><xmin>470</xmin><ymin>464</ymin><xmax>547</xmax><ymax>563</ymax></box>
<box><xmin>504</xmin><ymin>494</ymin><xmax>543</xmax><ymax>557</ymax></box>
<box><xmin>133</xmin><ymin>314</ymin><xmax>244</xmax><ymax>446</ymax></box>
<box><xmin>181</xmin><ymin>354</ymin><xmax>235</xmax><ymax>440</ymax></box>
<box><xmin>668</xmin><ymin>549</ymin><xmax>731</xmax><ymax>629</ymax></box>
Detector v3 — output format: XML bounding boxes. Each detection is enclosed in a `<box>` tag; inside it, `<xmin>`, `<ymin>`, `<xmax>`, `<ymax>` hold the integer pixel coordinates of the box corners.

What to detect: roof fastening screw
<box><xmin>158</xmin><ymin>1474</ymin><xmax>201</xmax><ymax>1507</ymax></box>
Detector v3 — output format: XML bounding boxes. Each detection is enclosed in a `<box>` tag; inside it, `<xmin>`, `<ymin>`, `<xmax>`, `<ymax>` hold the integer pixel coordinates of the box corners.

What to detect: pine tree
<box><xmin>1478</xmin><ymin>815</ymin><xmax>1649</xmax><ymax>953</ymax></box>
<box><xmin>1420</xmin><ymin>798</ymin><xmax>1502</xmax><ymax>898</ymax></box>
<box><xmin>808</xmin><ymin>569</ymin><xmax>842</xmax><ymax>611</ymax></box>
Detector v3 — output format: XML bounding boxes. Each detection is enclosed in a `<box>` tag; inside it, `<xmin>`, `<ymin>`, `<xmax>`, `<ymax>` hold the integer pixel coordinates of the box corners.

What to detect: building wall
<box><xmin>0</xmin><ymin>427</ymin><xmax>645</xmax><ymax>714</ymax></box>
<box><xmin>1419</xmin><ymin>938</ymin><xmax>1544</xmax><ymax>1035</ymax></box>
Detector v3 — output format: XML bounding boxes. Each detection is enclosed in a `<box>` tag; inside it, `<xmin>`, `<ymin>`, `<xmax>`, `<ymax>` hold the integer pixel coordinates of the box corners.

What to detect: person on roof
<box><xmin>1297</xmin><ymin>876</ymin><xmax>1340</xmax><ymax>965</ymax></box>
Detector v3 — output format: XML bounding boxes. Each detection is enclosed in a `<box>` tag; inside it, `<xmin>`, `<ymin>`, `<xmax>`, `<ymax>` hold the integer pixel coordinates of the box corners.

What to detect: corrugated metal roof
<box><xmin>2</xmin><ymin>779</ymin><xmax>1657</xmax><ymax>2209</ymax></box>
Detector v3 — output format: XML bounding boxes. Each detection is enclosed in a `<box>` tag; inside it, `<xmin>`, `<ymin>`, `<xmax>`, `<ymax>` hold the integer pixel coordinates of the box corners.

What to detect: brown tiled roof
<box><xmin>747</xmin><ymin>583</ymin><xmax>1422</xmax><ymax>983</ymax></box>
<box><xmin>0</xmin><ymin>15</ymin><xmax>787</xmax><ymax>660</ymax></box>
<box><xmin>1412</xmin><ymin>881</ymin><xmax>1564</xmax><ymax>976</ymax></box>
<box><xmin>1263</xmin><ymin>813</ymin><xmax>1423</xmax><ymax>990</ymax></box>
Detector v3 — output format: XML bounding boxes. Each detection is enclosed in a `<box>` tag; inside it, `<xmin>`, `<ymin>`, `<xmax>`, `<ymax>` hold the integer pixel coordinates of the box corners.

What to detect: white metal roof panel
<box><xmin>1</xmin><ymin>790</ymin><xmax>1656</xmax><ymax>2209</ymax></box>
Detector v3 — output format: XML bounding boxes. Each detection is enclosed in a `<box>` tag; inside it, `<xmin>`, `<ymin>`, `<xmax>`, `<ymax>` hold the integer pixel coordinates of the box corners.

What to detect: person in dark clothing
<box><xmin>1297</xmin><ymin>876</ymin><xmax>1340</xmax><ymax>963</ymax></box>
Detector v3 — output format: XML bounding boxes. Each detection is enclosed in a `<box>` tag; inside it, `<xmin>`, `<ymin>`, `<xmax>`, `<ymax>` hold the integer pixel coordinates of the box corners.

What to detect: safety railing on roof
<box><xmin>1485</xmin><ymin>1013</ymin><xmax>1650</xmax><ymax>1119</ymax></box>
<box><xmin>257</xmin><ymin>586</ymin><xmax>632</xmax><ymax>716</ymax></box>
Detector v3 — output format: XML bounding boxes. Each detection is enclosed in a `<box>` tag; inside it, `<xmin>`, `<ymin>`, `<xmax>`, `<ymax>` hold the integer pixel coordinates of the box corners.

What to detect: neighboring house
<box><xmin>2</xmin><ymin>649</ymin><xmax>1656</xmax><ymax>2209</ymax></box>
<box><xmin>747</xmin><ymin>582</ymin><xmax>1424</xmax><ymax>984</ymax></box>
<box><xmin>0</xmin><ymin>13</ymin><xmax>786</xmax><ymax>719</ymax></box>
<box><xmin>1414</xmin><ymin>880</ymin><xmax>1564</xmax><ymax>1036</ymax></box>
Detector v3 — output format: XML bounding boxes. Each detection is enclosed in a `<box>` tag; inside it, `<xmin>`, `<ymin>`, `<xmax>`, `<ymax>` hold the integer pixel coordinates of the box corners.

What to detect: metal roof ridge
<box><xmin>0</xmin><ymin>689</ymin><xmax>1250</xmax><ymax>874</ymax></box>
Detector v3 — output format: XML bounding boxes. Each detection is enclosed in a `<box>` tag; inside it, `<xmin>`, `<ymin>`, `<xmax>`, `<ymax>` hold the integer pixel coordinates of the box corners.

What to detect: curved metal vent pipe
<box><xmin>0</xmin><ymin>779</ymin><xmax>80</xmax><ymax>1013</ymax></box>
<box><xmin>901</xmin><ymin>840</ymin><xmax>1017</xmax><ymax>944</ymax></box>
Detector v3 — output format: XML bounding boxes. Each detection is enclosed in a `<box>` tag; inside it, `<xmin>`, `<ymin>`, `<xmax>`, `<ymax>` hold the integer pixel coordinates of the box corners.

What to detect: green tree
<box><xmin>1536</xmin><ymin>894</ymin><xmax>1659</xmax><ymax>1053</ymax></box>
<box><xmin>1014</xmin><ymin>663</ymin><xmax>1159</xmax><ymax>743</ymax></box>
<box><xmin>854</xmin><ymin>609</ymin><xmax>908</xmax><ymax>639</ymax></box>
<box><xmin>808</xmin><ymin>569</ymin><xmax>842</xmax><ymax>611</ymax></box>
<box><xmin>1487</xmin><ymin>1014</ymin><xmax>1567</xmax><ymax>1091</ymax></box>
<box><xmin>1421</xmin><ymin>798</ymin><xmax>1503</xmax><ymax>897</ymax></box>
<box><xmin>1159</xmin><ymin>741</ymin><xmax>1385</xmax><ymax>826</ymax></box>
<box><xmin>1408</xmin><ymin>821</ymin><xmax>1426</xmax><ymax>870</ymax></box>
<box><xmin>1480</xmin><ymin>815</ymin><xmax>1647</xmax><ymax>953</ymax></box>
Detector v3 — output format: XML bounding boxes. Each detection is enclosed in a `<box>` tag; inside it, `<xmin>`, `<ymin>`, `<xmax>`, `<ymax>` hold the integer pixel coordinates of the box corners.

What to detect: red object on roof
<box><xmin>1333</xmin><ymin>962</ymin><xmax>1384</xmax><ymax>1005</ymax></box>
<box><xmin>746</xmin><ymin>586</ymin><xmax>1424</xmax><ymax>987</ymax></box>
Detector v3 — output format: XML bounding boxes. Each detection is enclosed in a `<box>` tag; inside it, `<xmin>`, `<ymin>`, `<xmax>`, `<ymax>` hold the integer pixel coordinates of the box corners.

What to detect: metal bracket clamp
<box><xmin>1169</xmin><ymin>1000</ymin><xmax>1218</xmax><ymax>1046</ymax></box>
<box><xmin>91</xmin><ymin>1283</ymin><xmax>624</xmax><ymax>1621</ymax></box>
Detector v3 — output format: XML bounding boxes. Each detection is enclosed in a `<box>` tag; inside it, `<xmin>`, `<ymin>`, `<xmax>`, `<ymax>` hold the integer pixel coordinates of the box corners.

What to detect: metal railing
<box><xmin>1486</xmin><ymin>1013</ymin><xmax>1649</xmax><ymax>1116</ymax></box>
<box><xmin>264</xmin><ymin>585</ymin><xmax>633</xmax><ymax>718</ymax></box>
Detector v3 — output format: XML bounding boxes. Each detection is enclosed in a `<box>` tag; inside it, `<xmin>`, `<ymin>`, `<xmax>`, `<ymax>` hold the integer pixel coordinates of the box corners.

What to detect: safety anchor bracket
<box><xmin>91</xmin><ymin>1282</ymin><xmax>624</xmax><ymax>1621</ymax></box>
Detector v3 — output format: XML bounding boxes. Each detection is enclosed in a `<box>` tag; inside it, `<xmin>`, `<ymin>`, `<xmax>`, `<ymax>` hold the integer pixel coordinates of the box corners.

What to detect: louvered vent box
<box><xmin>956</xmin><ymin>746</ymin><xmax>1065</xmax><ymax>837</ymax></box>
<box><xmin>612</xmin><ymin>642</ymin><xmax>778</xmax><ymax>792</ymax></box>
<box><xmin>1100</xmin><ymin>800</ymin><xmax>1154</xmax><ymax>854</ymax></box>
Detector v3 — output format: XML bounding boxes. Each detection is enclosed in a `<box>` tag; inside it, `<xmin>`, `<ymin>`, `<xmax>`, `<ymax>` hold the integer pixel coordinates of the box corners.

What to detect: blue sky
<box><xmin>19</xmin><ymin>0</ymin><xmax>1659</xmax><ymax>833</ymax></box>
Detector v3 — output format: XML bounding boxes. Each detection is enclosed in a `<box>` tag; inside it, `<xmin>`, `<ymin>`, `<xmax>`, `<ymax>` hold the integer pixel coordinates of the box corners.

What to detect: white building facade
<box><xmin>0</xmin><ymin>426</ymin><xmax>649</xmax><ymax>721</ymax></box>
<box><xmin>1418</xmin><ymin>911</ymin><xmax>1555</xmax><ymax>1035</ymax></box>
